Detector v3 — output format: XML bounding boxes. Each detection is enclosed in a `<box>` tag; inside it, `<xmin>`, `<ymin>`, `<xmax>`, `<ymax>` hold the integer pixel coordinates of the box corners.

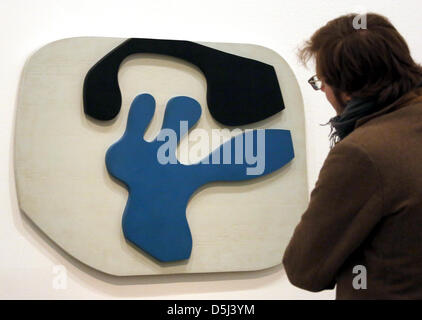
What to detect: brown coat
<box><xmin>283</xmin><ymin>86</ymin><xmax>422</xmax><ymax>299</ymax></box>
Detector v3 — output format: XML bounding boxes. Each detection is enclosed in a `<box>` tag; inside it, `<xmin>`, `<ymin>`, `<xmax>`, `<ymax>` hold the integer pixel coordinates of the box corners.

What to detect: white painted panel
<box><xmin>15</xmin><ymin>37</ymin><xmax>307</xmax><ymax>275</ymax></box>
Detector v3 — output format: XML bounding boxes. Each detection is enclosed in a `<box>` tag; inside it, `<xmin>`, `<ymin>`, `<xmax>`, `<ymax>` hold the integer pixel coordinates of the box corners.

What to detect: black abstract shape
<box><xmin>83</xmin><ymin>38</ymin><xmax>284</xmax><ymax>125</ymax></box>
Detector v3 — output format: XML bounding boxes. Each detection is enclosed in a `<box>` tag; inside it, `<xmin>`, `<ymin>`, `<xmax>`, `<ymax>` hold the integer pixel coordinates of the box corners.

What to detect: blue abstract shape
<box><xmin>106</xmin><ymin>93</ymin><xmax>294</xmax><ymax>262</ymax></box>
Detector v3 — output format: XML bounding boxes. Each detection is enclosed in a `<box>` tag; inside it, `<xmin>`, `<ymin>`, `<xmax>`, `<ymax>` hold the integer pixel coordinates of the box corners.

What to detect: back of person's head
<box><xmin>299</xmin><ymin>13</ymin><xmax>422</xmax><ymax>108</ymax></box>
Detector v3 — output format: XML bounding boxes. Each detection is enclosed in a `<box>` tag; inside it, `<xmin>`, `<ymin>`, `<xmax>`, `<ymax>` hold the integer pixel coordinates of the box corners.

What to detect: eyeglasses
<box><xmin>308</xmin><ymin>74</ymin><xmax>323</xmax><ymax>90</ymax></box>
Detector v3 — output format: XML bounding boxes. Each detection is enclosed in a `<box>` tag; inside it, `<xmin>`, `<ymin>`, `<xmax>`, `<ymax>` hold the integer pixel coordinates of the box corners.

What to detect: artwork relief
<box><xmin>14</xmin><ymin>37</ymin><xmax>308</xmax><ymax>275</ymax></box>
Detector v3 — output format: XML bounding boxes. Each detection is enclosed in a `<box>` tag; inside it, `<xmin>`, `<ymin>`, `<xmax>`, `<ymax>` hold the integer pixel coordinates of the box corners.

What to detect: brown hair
<box><xmin>299</xmin><ymin>13</ymin><xmax>422</xmax><ymax>108</ymax></box>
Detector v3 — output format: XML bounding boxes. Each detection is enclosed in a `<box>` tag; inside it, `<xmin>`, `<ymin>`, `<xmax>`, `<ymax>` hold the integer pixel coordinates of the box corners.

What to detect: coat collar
<box><xmin>354</xmin><ymin>86</ymin><xmax>422</xmax><ymax>129</ymax></box>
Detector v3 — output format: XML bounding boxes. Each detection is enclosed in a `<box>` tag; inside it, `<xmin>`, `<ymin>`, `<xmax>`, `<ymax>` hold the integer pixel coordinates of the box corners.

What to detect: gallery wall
<box><xmin>1</xmin><ymin>0</ymin><xmax>421</xmax><ymax>299</ymax></box>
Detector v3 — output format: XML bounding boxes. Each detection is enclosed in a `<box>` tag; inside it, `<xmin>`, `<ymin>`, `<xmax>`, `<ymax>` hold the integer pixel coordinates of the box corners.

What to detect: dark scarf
<box><xmin>328</xmin><ymin>82</ymin><xmax>422</xmax><ymax>147</ymax></box>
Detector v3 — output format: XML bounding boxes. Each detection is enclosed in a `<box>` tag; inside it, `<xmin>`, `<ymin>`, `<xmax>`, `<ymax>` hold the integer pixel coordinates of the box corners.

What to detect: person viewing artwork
<box><xmin>282</xmin><ymin>12</ymin><xmax>422</xmax><ymax>299</ymax></box>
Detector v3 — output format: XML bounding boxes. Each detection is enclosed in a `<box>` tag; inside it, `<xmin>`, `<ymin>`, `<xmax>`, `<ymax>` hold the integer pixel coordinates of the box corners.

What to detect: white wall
<box><xmin>1</xmin><ymin>0</ymin><xmax>421</xmax><ymax>299</ymax></box>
